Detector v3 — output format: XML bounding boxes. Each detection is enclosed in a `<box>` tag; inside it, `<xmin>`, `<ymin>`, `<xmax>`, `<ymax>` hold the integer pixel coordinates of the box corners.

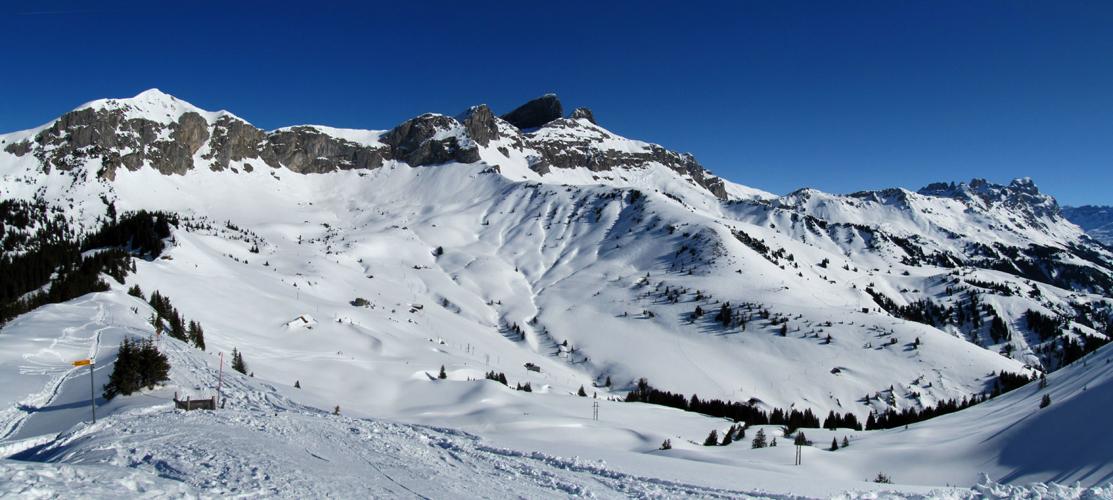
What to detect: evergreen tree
<box><xmin>187</xmin><ymin>320</ymin><xmax>205</xmax><ymax>350</ymax></box>
<box><xmin>578</xmin><ymin>385</ymin><xmax>587</xmax><ymax>397</ymax></box>
<box><xmin>294</xmin><ymin>380</ymin><xmax>301</xmax><ymax>388</ymax></box>
<box><xmin>1039</xmin><ymin>394</ymin><xmax>1051</xmax><ymax>408</ymax></box>
<box><xmin>704</xmin><ymin>429</ymin><xmax>719</xmax><ymax>446</ymax></box>
<box><xmin>841</xmin><ymin>436</ymin><xmax>850</xmax><ymax>448</ymax></box>
<box><xmin>103</xmin><ymin>337</ymin><xmax>170</xmax><ymax>400</ymax></box>
<box><xmin>721</xmin><ymin>429</ymin><xmax>733</xmax><ymax>446</ymax></box>
<box><xmin>794</xmin><ymin>432</ymin><xmax>808</xmax><ymax>446</ymax></box>
<box><xmin>439</xmin><ymin>365</ymin><xmax>447</xmax><ymax>379</ymax></box>
<box><xmin>660</xmin><ymin>439</ymin><xmax>672</xmax><ymax>450</ymax></box>
<box><xmin>231</xmin><ymin>348</ymin><xmax>247</xmax><ymax>374</ymax></box>
<box><xmin>751</xmin><ymin>428</ymin><xmax>767</xmax><ymax>449</ymax></box>
<box><xmin>715</xmin><ymin>302</ymin><xmax>732</xmax><ymax>327</ymax></box>
<box><xmin>605</xmin><ymin>376</ymin><xmax>612</xmax><ymax>388</ymax></box>
<box><xmin>830</xmin><ymin>437</ymin><xmax>839</xmax><ymax>451</ymax></box>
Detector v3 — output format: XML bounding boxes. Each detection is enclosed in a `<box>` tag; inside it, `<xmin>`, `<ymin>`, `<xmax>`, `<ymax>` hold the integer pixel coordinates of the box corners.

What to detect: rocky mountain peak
<box><xmin>918</xmin><ymin>177</ymin><xmax>1062</xmax><ymax>231</ymax></box>
<box><xmin>500</xmin><ymin>94</ymin><xmax>563</xmax><ymax>130</ymax></box>
<box><xmin>570</xmin><ymin>107</ymin><xmax>596</xmax><ymax>125</ymax></box>
<box><xmin>1</xmin><ymin>90</ymin><xmax>736</xmax><ymax>200</ymax></box>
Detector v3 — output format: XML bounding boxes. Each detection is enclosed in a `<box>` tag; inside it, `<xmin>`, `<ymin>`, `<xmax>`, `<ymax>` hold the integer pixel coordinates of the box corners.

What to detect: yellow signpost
<box><xmin>74</xmin><ymin>359</ymin><xmax>95</xmax><ymax>423</ymax></box>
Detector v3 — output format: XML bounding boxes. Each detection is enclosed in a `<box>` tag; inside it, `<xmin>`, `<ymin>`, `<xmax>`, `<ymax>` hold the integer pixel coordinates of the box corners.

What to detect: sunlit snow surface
<box><xmin>2</xmin><ymin>91</ymin><xmax>1113</xmax><ymax>497</ymax></box>
<box><xmin>2</xmin><ymin>295</ymin><xmax>1110</xmax><ymax>498</ymax></box>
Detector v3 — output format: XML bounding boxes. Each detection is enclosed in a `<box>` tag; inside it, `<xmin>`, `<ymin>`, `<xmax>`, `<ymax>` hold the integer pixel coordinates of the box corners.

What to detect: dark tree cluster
<box><xmin>148</xmin><ymin>290</ymin><xmax>206</xmax><ymax>350</ymax></box>
<box><xmin>485</xmin><ymin>371</ymin><xmax>508</xmax><ymax>386</ymax></box>
<box><xmin>866</xmin><ymin>369</ymin><xmax>1037</xmax><ymax>430</ymax></box>
<box><xmin>625</xmin><ymin>378</ymin><xmax>821</xmax><ymax>431</ymax></box>
<box><xmin>2</xmin><ymin>248</ymin><xmax>132</xmax><ymax>325</ymax></box>
<box><xmin>1025</xmin><ymin>309</ymin><xmax>1065</xmax><ymax>341</ymax></box>
<box><xmin>866</xmin><ymin>392</ymin><xmax>988</xmax><ymax>430</ymax></box>
<box><xmin>231</xmin><ymin>348</ymin><xmax>248</xmax><ymax>374</ymax></box>
<box><xmin>102</xmin><ymin>337</ymin><xmax>171</xmax><ymax>400</ymax></box>
<box><xmin>1</xmin><ymin>208</ymin><xmax>179</xmax><ymax>326</ymax></box>
<box><xmin>1058</xmin><ymin>335</ymin><xmax>1109</xmax><ymax>367</ymax></box>
<box><xmin>822</xmin><ymin>410</ymin><xmax>863</xmax><ymax>430</ymax></box>
<box><xmin>82</xmin><ymin>210</ymin><xmax>177</xmax><ymax>257</ymax></box>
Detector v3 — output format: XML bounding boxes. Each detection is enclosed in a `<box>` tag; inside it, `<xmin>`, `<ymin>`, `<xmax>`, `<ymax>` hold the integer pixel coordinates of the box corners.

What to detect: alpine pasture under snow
<box><xmin>1</xmin><ymin>90</ymin><xmax>1111</xmax><ymax>498</ymax></box>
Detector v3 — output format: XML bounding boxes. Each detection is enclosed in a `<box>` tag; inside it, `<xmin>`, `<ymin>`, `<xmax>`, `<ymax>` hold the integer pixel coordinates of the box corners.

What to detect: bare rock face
<box><xmin>7</xmin><ymin>107</ymin><xmax>208</xmax><ymax>177</ymax></box>
<box><xmin>268</xmin><ymin>127</ymin><xmax>387</xmax><ymax>173</ymax></box>
<box><xmin>381</xmin><ymin>114</ymin><xmax>479</xmax><ymax>166</ymax></box>
<box><xmin>570</xmin><ymin>107</ymin><xmax>596</xmax><ymax>125</ymax></box>
<box><xmin>459</xmin><ymin>105</ymin><xmax>499</xmax><ymax>148</ymax></box>
<box><xmin>201</xmin><ymin>116</ymin><xmax>279</xmax><ymax>172</ymax></box>
<box><xmin>500</xmin><ymin>94</ymin><xmax>562</xmax><ymax>130</ymax></box>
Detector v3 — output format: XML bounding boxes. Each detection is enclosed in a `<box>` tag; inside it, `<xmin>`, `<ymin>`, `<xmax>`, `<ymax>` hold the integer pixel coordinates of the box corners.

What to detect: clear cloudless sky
<box><xmin>1</xmin><ymin>1</ymin><xmax>1110</xmax><ymax>205</ymax></box>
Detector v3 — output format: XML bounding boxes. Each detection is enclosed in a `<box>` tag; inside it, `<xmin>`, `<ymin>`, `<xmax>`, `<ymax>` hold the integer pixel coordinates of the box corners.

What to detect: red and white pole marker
<box><xmin>217</xmin><ymin>351</ymin><xmax>224</xmax><ymax>406</ymax></box>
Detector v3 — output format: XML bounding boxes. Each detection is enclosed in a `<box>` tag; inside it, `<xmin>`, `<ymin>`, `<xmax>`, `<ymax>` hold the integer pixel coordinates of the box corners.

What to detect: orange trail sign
<box><xmin>73</xmin><ymin>359</ymin><xmax>92</xmax><ymax>367</ymax></box>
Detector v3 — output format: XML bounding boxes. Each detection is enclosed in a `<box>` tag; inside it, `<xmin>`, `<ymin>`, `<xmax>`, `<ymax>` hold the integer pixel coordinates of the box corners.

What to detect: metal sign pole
<box><xmin>90</xmin><ymin>362</ymin><xmax>96</xmax><ymax>423</ymax></box>
<box><xmin>73</xmin><ymin>359</ymin><xmax>95</xmax><ymax>423</ymax></box>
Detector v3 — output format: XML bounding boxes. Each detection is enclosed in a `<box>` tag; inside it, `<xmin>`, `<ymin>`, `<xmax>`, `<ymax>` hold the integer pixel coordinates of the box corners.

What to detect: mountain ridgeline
<box><xmin>2</xmin><ymin>90</ymin><xmax>1112</xmax><ymax>426</ymax></box>
<box><xmin>3</xmin><ymin>90</ymin><xmax>727</xmax><ymax>198</ymax></box>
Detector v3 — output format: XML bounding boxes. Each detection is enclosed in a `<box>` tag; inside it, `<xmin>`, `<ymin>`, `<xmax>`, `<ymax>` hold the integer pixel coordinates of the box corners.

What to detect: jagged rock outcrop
<box><xmin>4</xmin><ymin>107</ymin><xmax>216</xmax><ymax>178</ymax></box>
<box><xmin>570</xmin><ymin>107</ymin><xmax>596</xmax><ymax>125</ymax></box>
<box><xmin>459</xmin><ymin>105</ymin><xmax>499</xmax><ymax>148</ymax></box>
<box><xmin>3</xmin><ymin>90</ymin><xmax>729</xmax><ymax>199</ymax></box>
<box><xmin>201</xmin><ymin>116</ymin><xmax>278</xmax><ymax>172</ymax></box>
<box><xmin>500</xmin><ymin>94</ymin><xmax>562</xmax><ymax>130</ymax></box>
<box><xmin>919</xmin><ymin>178</ymin><xmax>1062</xmax><ymax>231</ymax></box>
<box><xmin>268</xmin><ymin>127</ymin><xmax>386</xmax><ymax>174</ymax></box>
<box><xmin>380</xmin><ymin>114</ymin><xmax>479</xmax><ymax>166</ymax></box>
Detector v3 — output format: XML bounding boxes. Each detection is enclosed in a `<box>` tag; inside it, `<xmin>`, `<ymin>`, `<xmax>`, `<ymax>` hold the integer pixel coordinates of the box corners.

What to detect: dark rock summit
<box><xmin>500</xmin><ymin>94</ymin><xmax>562</xmax><ymax>130</ymax></box>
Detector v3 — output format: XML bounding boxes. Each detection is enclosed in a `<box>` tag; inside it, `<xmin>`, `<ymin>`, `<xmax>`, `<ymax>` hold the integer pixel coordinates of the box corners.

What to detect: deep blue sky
<box><xmin>2</xmin><ymin>1</ymin><xmax>1110</xmax><ymax>206</ymax></box>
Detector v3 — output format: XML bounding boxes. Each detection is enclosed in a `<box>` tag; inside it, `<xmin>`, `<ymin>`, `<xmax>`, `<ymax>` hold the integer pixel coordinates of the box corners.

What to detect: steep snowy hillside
<box><xmin>1062</xmin><ymin>205</ymin><xmax>1113</xmax><ymax>247</ymax></box>
<box><xmin>2</xmin><ymin>90</ymin><xmax>1113</xmax><ymax>494</ymax></box>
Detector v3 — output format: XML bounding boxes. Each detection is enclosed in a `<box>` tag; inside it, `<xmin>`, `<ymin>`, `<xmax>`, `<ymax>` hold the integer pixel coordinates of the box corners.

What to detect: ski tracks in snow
<box><xmin>21</xmin><ymin>403</ymin><xmax>841</xmax><ymax>499</ymax></box>
<box><xmin>0</xmin><ymin>298</ymin><xmax>109</xmax><ymax>442</ymax></box>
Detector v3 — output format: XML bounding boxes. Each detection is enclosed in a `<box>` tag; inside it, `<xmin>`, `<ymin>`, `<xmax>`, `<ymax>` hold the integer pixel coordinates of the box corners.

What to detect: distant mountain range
<box><xmin>1062</xmin><ymin>205</ymin><xmax>1113</xmax><ymax>246</ymax></box>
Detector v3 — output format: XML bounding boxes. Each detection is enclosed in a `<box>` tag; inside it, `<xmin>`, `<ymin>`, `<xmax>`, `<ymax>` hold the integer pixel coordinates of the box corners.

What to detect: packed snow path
<box><xmin>8</xmin><ymin>404</ymin><xmax>1113</xmax><ymax>500</ymax></box>
<box><xmin>10</xmin><ymin>406</ymin><xmax>874</xmax><ymax>499</ymax></box>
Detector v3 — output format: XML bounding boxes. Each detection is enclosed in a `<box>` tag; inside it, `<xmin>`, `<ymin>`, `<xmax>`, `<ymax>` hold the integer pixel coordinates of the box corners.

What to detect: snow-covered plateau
<box><xmin>0</xmin><ymin>90</ymin><xmax>1111</xmax><ymax>498</ymax></box>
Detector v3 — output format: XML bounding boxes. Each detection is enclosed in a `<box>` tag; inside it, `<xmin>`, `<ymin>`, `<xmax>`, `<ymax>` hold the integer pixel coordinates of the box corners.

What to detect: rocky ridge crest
<box><xmin>3</xmin><ymin>91</ymin><xmax>728</xmax><ymax>199</ymax></box>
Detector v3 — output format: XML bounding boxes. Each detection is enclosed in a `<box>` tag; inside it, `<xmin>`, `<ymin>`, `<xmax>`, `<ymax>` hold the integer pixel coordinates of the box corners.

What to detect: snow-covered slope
<box><xmin>2</xmin><ymin>90</ymin><xmax>1112</xmax><ymax>495</ymax></box>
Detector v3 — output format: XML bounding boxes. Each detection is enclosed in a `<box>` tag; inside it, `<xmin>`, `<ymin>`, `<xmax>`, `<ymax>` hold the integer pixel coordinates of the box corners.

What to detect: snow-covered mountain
<box><xmin>2</xmin><ymin>90</ymin><xmax>1112</xmax><ymax>495</ymax></box>
<box><xmin>1062</xmin><ymin>205</ymin><xmax>1113</xmax><ymax>247</ymax></box>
